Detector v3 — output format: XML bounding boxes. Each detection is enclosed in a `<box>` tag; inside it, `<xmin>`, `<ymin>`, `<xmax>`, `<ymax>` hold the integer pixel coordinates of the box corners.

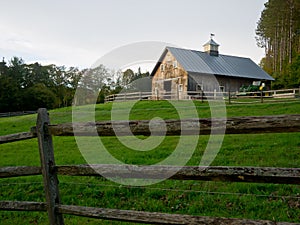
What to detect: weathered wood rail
<box><xmin>40</xmin><ymin>114</ymin><xmax>300</xmax><ymax>136</ymax></box>
<box><xmin>0</xmin><ymin>108</ymin><xmax>300</xmax><ymax>225</ymax></box>
<box><xmin>1</xmin><ymin>114</ymin><xmax>300</xmax><ymax>144</ymax></box>
<box><xmin>1</xmin><ymin>201</ymin><xmax>297</xmax><ymax>225</ymax></box>
<box><xmin>0</xmin><ymin>131</ymin><xmax>36</xmax><ymax>144</ymax></box>
<box><xmin>1</xmin><ymin>165</ymin><xmax>300</xmax><ymax>185</ymax></box>
<box><xmin>0</xmin><ymin>110</ymin><xmax>36</xmax><ymax>118</ymax></box>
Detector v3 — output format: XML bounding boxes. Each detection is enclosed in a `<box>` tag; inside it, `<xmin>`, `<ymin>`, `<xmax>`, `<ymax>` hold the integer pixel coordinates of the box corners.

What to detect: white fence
<box><xmin>105</xmin><ymin>88</ymin><xmax>300</xmax><ymax>103</ymax></box>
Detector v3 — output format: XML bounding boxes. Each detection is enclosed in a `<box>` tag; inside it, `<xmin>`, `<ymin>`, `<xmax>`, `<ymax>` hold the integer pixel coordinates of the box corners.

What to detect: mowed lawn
<box><xmin>0</xmin><ymin>100</ymin><xmax>300</xmax><ymax>224</ymax></box>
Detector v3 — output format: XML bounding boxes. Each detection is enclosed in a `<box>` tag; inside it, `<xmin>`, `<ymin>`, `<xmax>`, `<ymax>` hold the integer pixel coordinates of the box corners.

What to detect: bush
<box><xmin>23</xmin><ymin>83</ymin><xmax>57</xmax><ymax>110</ymax></box>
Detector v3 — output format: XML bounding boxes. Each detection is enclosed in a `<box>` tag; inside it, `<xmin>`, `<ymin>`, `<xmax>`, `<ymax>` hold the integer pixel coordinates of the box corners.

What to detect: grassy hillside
<box><xmin>0</xmin><ymin>100</ymin><xmax>300</xmax><ymax>224</ymax></box>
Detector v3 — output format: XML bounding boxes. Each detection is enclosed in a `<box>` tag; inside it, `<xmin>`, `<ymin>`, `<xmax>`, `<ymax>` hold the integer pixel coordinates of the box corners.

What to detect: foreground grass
<box><xmin>0</xmin><ymin>100</ymin><xmax>300</xmax><ymax>224</ymax></box>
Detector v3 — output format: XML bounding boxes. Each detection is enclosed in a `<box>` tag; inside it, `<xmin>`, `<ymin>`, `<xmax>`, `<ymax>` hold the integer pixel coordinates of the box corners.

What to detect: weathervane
<box><xmin>210</xmin><ymin>33</ymin><xmax>215</xmax><ymax>39</ymax></box>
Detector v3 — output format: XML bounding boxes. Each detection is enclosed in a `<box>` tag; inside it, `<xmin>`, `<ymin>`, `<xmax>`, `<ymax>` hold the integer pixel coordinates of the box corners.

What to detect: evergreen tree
<box><xmin>256</xmin><ymin>0</ymin><xmax>300</xmax><ymax>88</ymax></box>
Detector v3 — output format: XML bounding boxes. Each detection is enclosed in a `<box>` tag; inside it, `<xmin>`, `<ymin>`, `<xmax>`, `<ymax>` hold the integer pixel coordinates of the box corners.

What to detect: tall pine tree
<box><xmin>256</xmin><ymin>0</ymin><xmax>300</xmax><ymax>88</ymax></box>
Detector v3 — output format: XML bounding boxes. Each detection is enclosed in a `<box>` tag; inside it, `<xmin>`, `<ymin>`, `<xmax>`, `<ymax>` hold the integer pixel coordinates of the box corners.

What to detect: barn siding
<box><xmin>152</xmin><ymin>50</ymin><xmax>188</xmax><ymax>99</ymax></box>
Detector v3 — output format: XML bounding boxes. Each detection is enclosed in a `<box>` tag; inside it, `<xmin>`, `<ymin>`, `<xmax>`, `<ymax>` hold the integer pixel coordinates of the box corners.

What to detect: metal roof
<box><xmin>151</xmin><ymin>47</ymin><xmax>274</xmax><ymax>81</ymax></box>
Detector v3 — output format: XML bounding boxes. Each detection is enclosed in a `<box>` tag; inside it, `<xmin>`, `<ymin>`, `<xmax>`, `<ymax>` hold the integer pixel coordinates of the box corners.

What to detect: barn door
<box><xmin>164</xmin><ymin>80</ymin><xmax>172</xmax><ymax>99</ymax></box>
<box><xmin>164</xmin><ymin>80</ymin><xmax>172</xmax><ymax>92</ymax></box>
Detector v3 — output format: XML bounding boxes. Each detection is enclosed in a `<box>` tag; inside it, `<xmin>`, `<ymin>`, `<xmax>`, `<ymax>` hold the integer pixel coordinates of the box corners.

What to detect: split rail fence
<box><xmin>0</xmin><ymin>109</ymin><xmax>300</xmax><ymax>224</ymax></box>
<box><xmin>0</xmin><ymin>111</ymin><xmax>37</xmax><ymax>118</ymax></box>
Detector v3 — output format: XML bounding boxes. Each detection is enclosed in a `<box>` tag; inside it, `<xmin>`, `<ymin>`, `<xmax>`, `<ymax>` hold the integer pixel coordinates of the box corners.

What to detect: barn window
<box><xmin>173</xmin><ymin>61</ymin><xmax>178</xmax><ymax>68</ymax></box>
<box><xmin>178</xmin><ymin>84</ymin><xmax>183</xmax><ymax>92</ymax></box>
<box><xmin>160</xmin><ymin>64</ymin><xmax>165</xmax><ymax>71</ymax></box>
<box><xmin>197</xmin><ymin>84</ymin><xmax>202</xmax><ymax>91</ymax></box>
<box><xmin>166</xmin><ymin>54</ymin><xmax>172</xmax><ymax>64</ymax></box>
<box><xmin>219</xmin><ymin>86</ymin><xmax>225</xmax><ymax>92</ymax></box>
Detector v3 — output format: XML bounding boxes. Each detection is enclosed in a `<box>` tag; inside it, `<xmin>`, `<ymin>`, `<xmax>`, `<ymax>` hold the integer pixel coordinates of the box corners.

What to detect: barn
<box><xmin>151</xmin><ymin>37</ymin><xmax>274</xmax><ymax>99</ymax></box>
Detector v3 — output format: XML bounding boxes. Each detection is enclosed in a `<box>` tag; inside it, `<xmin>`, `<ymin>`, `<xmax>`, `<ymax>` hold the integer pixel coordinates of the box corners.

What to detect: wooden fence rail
<box><xmin>0</xmin><ymin>114</ymin><xmax>300</xmax><ymax>144</ymax></box>
<box><xmin>2</xmin><ymin>114</ymin><xmax>300</xmax><ymax>144</ymax></box>
<box><xmin>0</xmin><ymin>166</ymin><xmax>41</xmax><ymax>178</ymax></box>
<box><xmin>0</xmin><ymin>111</ymin><xmax>36</xmax><ymax>118</ymax></box>
<box><xmin>37</xmin><ymin>114</ymin><xmax>300</xmax><ymax>136</ymax></box>
<box><xmin>1</xmin><ymin>165</ymin><xmax>300</xmax><ymax>184</ymax></box>
<box><xmin>1</xmin><ymin>201</ymin><xmax>297</xmax><ymax>225</ymax></box>
<box><xmin>0</xmin><ymin>131</ymin><xmax>36</xmax><ymax>144</ymax></box>
<box><xmin>0</xmin><ymin>108</ymin><xmax>300</xmax><ymax>224</ymax></box>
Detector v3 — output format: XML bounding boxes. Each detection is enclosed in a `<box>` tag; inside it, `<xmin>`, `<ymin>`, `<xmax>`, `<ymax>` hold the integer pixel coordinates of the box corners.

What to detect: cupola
<box><xmin>203</xmin><ymin>34</ymin><xmax>220</xmax><ymax>56</ymax></box>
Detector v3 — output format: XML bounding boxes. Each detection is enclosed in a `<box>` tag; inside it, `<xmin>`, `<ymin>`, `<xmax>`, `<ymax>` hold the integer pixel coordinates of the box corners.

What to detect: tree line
<box><xmin>0</xmin><ymin>57</ymin><xmax>149</xmax><ymax>112</ymax></box>
<box><xmin>256</xmin><ymin>0</ymin><xmax>300</xmax><ymax>88</ymax></box>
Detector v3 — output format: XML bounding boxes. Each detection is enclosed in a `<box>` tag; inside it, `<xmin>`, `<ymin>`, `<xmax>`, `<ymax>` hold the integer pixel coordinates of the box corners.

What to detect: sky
<box><xmin>0</xmin><ymin>0</ymin><xmax>268</xmax><ymax>71</ymax></box>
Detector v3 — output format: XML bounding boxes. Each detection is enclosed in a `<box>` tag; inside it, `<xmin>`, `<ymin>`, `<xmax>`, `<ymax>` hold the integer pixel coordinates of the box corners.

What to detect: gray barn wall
<box><xmin>188</xmin><ymin>73</ymin><xmax>271</xmax><ymax>93</ymax></box>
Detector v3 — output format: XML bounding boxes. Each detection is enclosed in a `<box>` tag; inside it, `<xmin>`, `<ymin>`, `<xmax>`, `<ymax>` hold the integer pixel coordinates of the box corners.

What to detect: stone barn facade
<box><xmin>151</xmin><ymin>38</ymin><xmax>274</xmax><ymax>99</ymax></box>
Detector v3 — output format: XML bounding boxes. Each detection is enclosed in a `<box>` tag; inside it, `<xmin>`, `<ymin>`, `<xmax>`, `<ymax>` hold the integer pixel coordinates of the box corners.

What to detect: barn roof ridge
<box><xmin>166</xmin><ymin>46</ymin><xmax>251</xmax><ymax>60</ymax></box>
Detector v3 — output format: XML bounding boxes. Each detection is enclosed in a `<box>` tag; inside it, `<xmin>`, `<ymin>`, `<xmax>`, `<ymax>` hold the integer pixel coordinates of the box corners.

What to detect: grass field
<box><xmin>0</xmin><ymin>100</ymin><xmax>300</xmax><ymax>224</ymax></box>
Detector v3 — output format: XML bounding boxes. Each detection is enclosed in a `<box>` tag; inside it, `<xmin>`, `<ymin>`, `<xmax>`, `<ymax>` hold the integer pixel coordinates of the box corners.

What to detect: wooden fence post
<box><xmin>36</xmin><ymin>108</ymin><xmax>64</xmax><ymax>225</ymax></box>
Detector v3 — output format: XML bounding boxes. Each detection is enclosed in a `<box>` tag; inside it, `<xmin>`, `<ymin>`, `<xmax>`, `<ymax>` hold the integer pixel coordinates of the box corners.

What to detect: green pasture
<box><xmin>0</xmin><ymin>100</ymin><xmax>300</xmax><ymax>224</ymax></box>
